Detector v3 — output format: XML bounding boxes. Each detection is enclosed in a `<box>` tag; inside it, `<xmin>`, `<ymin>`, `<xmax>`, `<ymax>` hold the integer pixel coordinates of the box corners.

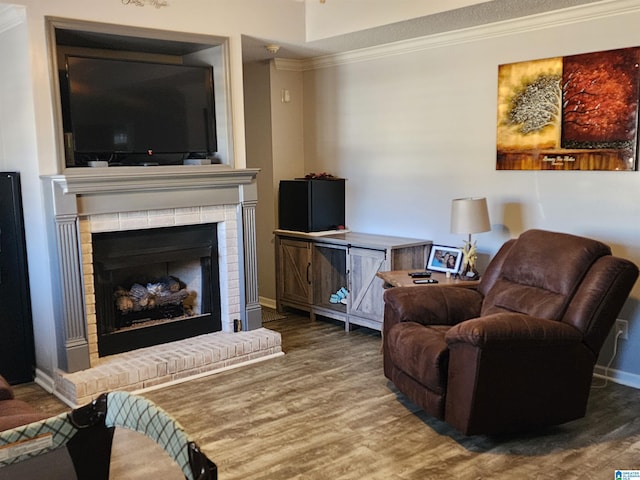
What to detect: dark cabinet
<box><xmin>0</xmin><ymin>172</ymin><xmax>35</xmax><ymax>384</ymax></box>
<box><xmin>278</xmin><ymin>178</ymin><xmax>345</xmax><ymax>232</ymax></box>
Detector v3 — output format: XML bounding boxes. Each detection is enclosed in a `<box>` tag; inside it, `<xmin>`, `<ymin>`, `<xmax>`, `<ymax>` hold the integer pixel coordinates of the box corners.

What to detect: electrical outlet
<box><xmin>615</xmin><ymin>319</ymin><xmax>629</xmax><ymax>340</ymax></box>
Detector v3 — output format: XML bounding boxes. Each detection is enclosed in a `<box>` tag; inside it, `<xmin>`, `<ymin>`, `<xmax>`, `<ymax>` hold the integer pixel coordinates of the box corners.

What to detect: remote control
<box><xmin>413</xmin><ymin>279</ymin><xmax>438</xmax><ymax>284</ymax></box>
<box><xmin>408</xmin><ymin>271</ymin><xmax>432</xmax><ymax>278</ymax></box>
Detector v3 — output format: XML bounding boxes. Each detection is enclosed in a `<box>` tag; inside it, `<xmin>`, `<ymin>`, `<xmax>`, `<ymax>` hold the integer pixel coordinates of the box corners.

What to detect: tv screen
<box><xmin>63</xmin><ymin>55</ymin><xmax>217</xmax><ymax>166</ymax></box>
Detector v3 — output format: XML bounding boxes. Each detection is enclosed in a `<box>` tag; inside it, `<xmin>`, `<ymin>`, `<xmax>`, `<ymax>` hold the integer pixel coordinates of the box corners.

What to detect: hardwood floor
<box><xmin>13</xmin><ymin>313</ymin><xmax>640</xmax><ymax>479</ymax></box>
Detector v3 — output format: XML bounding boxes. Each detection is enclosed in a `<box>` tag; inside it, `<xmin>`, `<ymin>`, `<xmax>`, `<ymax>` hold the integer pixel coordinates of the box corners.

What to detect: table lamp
<box><xmin>450</xmin><ymin>197</ymin><xmax>491</xmax><ymax>279</ymax></box>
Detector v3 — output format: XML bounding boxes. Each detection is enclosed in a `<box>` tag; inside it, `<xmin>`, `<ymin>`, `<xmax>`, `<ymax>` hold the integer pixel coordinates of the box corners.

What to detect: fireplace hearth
<box><xmin>93</xmin><ymin>223</ymin><xmax>221</xmax><ymax>356</ymax></box>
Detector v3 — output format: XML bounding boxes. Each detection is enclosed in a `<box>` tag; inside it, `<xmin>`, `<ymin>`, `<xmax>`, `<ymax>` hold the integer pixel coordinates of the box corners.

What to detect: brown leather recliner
<box><xmin>383</xmin><ymin>229</ymin><xmax>638</xmax><ymax>436</ymax></box>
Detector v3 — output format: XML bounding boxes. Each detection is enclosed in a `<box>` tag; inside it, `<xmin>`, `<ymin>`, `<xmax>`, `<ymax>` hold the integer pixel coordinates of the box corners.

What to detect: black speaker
<box><xmin>0</xmin><ymin>172</ymin><xmax>35</xmax><ymax>384</ymax></box>
<box><xmin>279</xmin><ymin>178</ymin><xmax>345</xmax><ymax>232</ymax></box>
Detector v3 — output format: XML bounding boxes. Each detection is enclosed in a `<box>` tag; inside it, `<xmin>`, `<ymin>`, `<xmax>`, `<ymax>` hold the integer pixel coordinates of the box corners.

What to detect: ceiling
<box><xmin>241</xmin><ymin>0</ymin><xmax>603</xmax><ymax>63</ymax></box>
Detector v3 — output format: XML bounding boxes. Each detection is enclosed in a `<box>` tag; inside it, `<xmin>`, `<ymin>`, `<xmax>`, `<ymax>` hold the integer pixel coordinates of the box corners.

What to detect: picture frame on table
<box><xmin>426</xmin><ymin>245</ymin><xmax>463</xmax><ymax>274</ymax></box>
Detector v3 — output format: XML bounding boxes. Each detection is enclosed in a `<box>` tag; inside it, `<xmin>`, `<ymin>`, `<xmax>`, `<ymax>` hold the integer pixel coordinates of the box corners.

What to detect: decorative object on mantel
<box><xmin>304</xmin><ymin>172</ymin><xmax>337</xmax><ymax>180</ymax></box>
<box><xmin>122</xmin><ymin>0</ymin><xmax>168</xmax><ymax>8</ymax></box>
<box><xmin>450</xmin><ymin>197</ymin><xmax>491</xmax><ymax>280</ymax></box>
<box><xmin>496</xmin><ymin>46</ymin><xmax>640</xmax><ymax>171</ymax></box>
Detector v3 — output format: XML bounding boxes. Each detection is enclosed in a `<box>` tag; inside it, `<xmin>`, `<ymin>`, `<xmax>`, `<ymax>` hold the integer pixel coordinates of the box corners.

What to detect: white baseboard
<box><xmin>259</xmin><ymin>296</ymin><xmax>277</xmax><ymax>310</ymax></box>
<box><xmin>593</xmin><ymin>365</ymin><xmax>640</xmax><ymax>389</ymax></box>
<box><xmin>34</xmin><ymin>368</ymin><xmax>54</xmax><ymax>393</ymax></box>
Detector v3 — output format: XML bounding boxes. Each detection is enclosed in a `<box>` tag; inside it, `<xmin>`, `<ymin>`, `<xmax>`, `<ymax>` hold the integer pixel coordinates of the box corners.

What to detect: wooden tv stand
<box><xmin>274</xmin><ymin>230</ymin><xmax>431</xmax><ymax>331</ymax></box>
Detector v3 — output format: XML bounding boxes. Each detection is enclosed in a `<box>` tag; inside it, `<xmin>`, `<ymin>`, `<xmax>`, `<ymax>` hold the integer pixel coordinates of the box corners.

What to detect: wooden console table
<box><xmin>376</xmin><ymin>270</ymin><xmax>481</xmax><ymax>289</ymax></box>
<box><xmin>275</xmin><ymin>231</ymin><xmax>431</xmax><ymax>331</ymax></box>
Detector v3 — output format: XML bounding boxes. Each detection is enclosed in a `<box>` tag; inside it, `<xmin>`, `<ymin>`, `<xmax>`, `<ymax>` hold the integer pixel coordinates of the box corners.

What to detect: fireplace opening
<box><xmin>92</xmin><ymin>224</ymin><xmax>221</xmax><ymax>357</ymax></box>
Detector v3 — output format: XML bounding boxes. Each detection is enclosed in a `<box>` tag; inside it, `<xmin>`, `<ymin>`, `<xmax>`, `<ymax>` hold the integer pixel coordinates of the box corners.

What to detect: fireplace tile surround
<box><xmin>41</xmin><ymin>166</ymin><xmax>272</xmax><ymax>403</ymax></box>
<box><xmin>82</xmin><ymin>206</ymin><xmax>230</xmax><ymax>364</ymax></box>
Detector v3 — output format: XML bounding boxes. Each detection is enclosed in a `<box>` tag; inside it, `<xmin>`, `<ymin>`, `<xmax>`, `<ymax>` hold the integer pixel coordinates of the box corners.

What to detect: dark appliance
<box><xmin>61</xmin><ymin>55</ymin><xmax>217</xmax><ymax>166</ymax></box>
<box><xmin>279</xmin><ymin>178</ymin><xmax>345</xmax><ymax>232</ymax></box>
<box><xmin>0</xmin><ymin>172</ymin><xmax>35</xmax><ymax>384</ymax></box>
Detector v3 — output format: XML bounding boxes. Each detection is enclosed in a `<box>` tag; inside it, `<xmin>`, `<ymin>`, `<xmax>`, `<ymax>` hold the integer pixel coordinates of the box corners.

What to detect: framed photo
<box><xmin>426</xmin><ymin>245</ymin><xmax>463</xmax><ymax>274</ymax></box>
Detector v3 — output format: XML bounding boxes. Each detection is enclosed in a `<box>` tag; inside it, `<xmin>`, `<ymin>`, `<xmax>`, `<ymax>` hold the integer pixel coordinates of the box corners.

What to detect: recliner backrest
<box><xmin>479</xmin><ymin>229</ymin><xmax>611</xmax><ymax>320</ymax></box>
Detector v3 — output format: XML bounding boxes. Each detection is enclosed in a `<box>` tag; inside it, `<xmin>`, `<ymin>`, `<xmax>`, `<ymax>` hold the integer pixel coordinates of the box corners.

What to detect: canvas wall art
<box><xmin>496</xmin><ymin>47</ymin><xmax>640</xmax><ymax>171</ymax></box>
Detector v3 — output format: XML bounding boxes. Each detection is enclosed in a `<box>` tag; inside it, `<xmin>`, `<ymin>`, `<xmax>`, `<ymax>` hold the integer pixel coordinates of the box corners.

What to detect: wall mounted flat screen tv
<box><xmin>62</xmin><ymin>55</ymin><xmax>217</xmax><ymax>166</ymax></box>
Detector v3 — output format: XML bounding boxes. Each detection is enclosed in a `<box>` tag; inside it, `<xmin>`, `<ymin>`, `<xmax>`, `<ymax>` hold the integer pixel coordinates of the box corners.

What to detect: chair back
<box><xmin>478</xmin><ymin>230</ymin><xmax>638</xmax><ymax>354</ymax></box>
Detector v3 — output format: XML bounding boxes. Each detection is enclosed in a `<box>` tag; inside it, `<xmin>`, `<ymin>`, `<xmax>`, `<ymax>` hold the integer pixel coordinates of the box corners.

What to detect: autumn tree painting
<box><xmin>496</xmin><ymin>47</ymin><xmax>640</xmax><ymax>170</ymax></box>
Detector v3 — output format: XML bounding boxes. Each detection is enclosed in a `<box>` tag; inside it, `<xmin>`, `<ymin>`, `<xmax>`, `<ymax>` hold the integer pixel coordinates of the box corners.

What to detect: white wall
<box><xmin>244</xmin><ymin>60</ymin><xmax>304</xmax><ymax>305</ymax></box>
<box><xmin>0</xmin><ymin>7</ymin><xmax>58</xmax><ymax>379</ymax></box>
<box><xmin>270</xmin><ymin>63</ymin><xmax>305</xmax><ymax>189</ymax></box>
<box><xmin>269</xmin><ymin>61</ymin><xmax>305</xmax><ymax>300</ymax></box>
<box><xmin>302</xmin><ymin>3</ymin><xmax>640</xmax><ymax>382</ymax></box>
<box><xmin>244</xmin><ymin>61</ymin><xmax>276</xmax><ymax>304</ymax></box>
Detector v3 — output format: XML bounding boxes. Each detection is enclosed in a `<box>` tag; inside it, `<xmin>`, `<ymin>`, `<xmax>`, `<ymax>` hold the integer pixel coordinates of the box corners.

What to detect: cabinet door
<box><xmin>277</xmin><ymin>238</ymin><xmax>312</xmax><ymax>305</ymax></box>
<box><xmin>348</xmin><ymin>247</ymin><xmax>387</xmax><ymax>321</ymax></box>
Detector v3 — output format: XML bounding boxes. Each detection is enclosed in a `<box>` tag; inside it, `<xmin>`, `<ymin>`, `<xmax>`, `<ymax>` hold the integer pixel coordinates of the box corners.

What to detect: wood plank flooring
<box><xmin>13</xmin><ymin>313</ymin><xmax>640</xmax><ymax>479</ymax></box>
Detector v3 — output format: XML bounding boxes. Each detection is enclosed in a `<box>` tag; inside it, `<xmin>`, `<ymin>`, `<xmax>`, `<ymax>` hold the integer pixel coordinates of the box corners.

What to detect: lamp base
<box><xmin>460</xmin><ymin>263</ymin><xmax>480</xmax><ymax>281</ymax></box>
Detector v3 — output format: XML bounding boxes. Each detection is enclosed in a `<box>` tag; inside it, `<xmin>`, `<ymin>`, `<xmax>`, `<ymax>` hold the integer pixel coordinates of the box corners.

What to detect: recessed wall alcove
<box><xmin>46</xmin><ymin>16</ymin><xmax>234</xmax><ymax>170</ymax></box>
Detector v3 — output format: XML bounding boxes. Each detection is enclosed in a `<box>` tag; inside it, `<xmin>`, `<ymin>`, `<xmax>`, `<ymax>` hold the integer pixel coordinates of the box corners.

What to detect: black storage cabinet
<box><xmin>278</xmin><ymin>178</ymin><xmax>345</xmax><ymax>232</ymax></box>
<box><xmin>0</xmin><ymin>172</ymin><xmax>35</xmax><ymax>384</ymax></box>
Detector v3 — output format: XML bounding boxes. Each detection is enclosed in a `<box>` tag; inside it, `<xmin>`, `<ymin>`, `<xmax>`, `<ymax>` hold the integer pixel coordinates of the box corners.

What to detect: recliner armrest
<box><xmin>383</xmin><ymin>286</ymin><xmax>483</xmax><ymax>327</ymax></box>
<box><xmin>446</xmin><ymin>312</ymin><xmax>583</xmax><ymax>348</ymax></box>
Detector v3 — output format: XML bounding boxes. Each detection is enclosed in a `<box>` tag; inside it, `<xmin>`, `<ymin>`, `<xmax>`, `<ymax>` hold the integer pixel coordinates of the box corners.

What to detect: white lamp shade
<box><xmin>450</xmin><ymin>197</ymin><xmax>491</xmax><ymax>235</ymax></box>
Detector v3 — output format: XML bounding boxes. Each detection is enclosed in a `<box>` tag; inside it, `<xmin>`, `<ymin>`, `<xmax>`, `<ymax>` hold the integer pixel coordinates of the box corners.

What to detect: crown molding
<box><xmin>273</xmin><ymin>58</ymin><xmax>306</xmax><ymax>72</ymax></box>
<box><xmin>301</xmin><ymin>0</ymin><xmax>640</xmax><ymax>71</ymax></box>
<box><xmin>0</xmin><ymin>5</ymin><xmax>25</xmax><ymax>35</ymax></box>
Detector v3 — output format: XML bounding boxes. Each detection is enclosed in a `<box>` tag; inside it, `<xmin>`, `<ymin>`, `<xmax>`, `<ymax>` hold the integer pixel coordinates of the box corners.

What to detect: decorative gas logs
<box><xmin>114</xmin><ymin>276</ymin><xmax>191</xmax><ymax>314</ymax></box>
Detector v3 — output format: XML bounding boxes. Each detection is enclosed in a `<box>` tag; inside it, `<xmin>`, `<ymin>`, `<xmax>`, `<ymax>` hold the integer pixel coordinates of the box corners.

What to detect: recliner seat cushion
<box><xmin>387</xmin><ymin>322</ymin><xmax>450</xmax><ymax>394</ymax></box>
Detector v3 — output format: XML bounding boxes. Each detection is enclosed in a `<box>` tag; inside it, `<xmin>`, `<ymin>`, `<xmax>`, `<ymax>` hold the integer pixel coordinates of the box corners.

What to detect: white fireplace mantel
<box><xmin>42</xmin><ymin>166</ymin><xmax>261</xmax><ymax>373</ymax></box>
<box><xmin>47</xmin><ymin>165</ymin><xmax>259</xmax><ymax>216</ymax></box>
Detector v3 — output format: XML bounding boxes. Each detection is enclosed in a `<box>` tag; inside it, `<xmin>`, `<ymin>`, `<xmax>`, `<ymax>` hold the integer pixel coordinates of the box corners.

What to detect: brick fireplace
<box><xmin>84</xmin><ymin>209</ymin><xmax>228</xmax><ymax>364</ymax></box>
<box><xmin>43</xmin><ymin>167</ymin><xmax>265</xmax><ymax>374</ymax></box>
